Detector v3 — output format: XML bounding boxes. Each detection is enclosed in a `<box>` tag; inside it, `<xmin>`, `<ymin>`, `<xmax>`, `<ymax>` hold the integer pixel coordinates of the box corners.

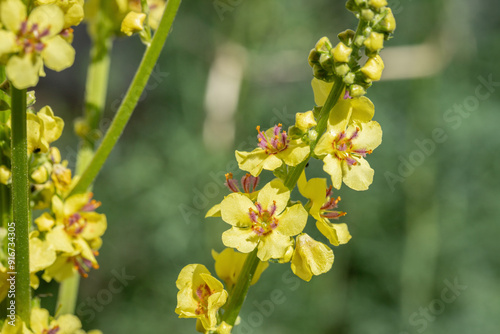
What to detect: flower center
<box><xmin>195</xmin><ymin>283</ymin><xmax>213</xmax><ymax>315</ymax></box>
<box><xmin>224</xmin><ymin>173</ymin><xmax>259</xmax><ymax>193</ymax></box>
<box><xmin>17</xmin><ymin>20</ymin><xmax>51</xmax><ymax>54</ymax></box>
<box><xmin>72</xmin><ymin>252</ymin><xmax>99</xmax><ymax>278</ymax></box>
<box><xmin>332</xmin><ymin>127</ymin><xmax>372</xmax><ymax>166</ymax></box>
<box><xmin>65</xmin><ymin>213</ymin><xmax>87</xmax><ymax>236</ymax></box>
<box><xmin>248</xmin><ymin>201</ymin><xmax>278</xmax><ymax>236</ymax></box>
<box><xmin>257</xmin><ymin>124</ymin><xmax>289</xmax><ymax>155</ymax></box>
<box><xmin>320</xmin><ymin>186</ymin><xmax>346</xmax><ymax>219</ymax></box>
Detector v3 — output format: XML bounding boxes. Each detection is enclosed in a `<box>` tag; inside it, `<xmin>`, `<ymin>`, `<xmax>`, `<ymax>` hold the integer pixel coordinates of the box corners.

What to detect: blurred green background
<box><xmin>34</xmin><ymin>0</ymin><xmax>500</xmax><ymax>333</ymax></box>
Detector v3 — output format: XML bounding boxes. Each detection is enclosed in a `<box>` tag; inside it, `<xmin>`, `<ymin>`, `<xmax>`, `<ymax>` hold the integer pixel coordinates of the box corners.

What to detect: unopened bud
<box><xmin>364</xmin><ymin>32</ymin><xmax>384</xmax><ymax>52</ymax></box>
<box><xmin>332</xmin><ymin>42</ymin><xmax>352</xmax><ymax>63</ymax></box>
<box><xmin>121</xmin><ymin>11</ymin><xmax>146</xmax><ymax>36</ymax></box>
<box><xmin>338</xmin><ymin>29</ymin><xmax>356</xmax><ymax>45</ymax></box>
<box><xmin>344</xmin><ymin>72</ymin><xmax>356</xmax><ymax>85</ymax></box>
<box><xmin>319</xmin><ymin>53</ymin><xmax>333</xmax><ymax>71</ymax></box>
<box><xmin>335</xmin><ymin>64</ymin><xmax>350</xmax><ymax>77</ymax></box>
<box><xmin>74</xmin><ymin>118</ymin><xmax>90</xmax><ymax>139</ymax></box>
<box><xmin>295</xmin><ymin>110</ymin><xmax>317</xmax><ymax>132</ymax></box>
<box><xmin>349</xmin><ymin>84</ymin><xmax>366</xmax><ymax>97</ymax></box>
<box><xmin>308</xmin><ymin>129</ymin><xmax>318</xmax><ymax>142</ymax></box>
<box><xmin>368</xmin><ymin>0</ymin><xmax>388</xmax><ymax>10</ymax></box>
<box><xmin>361</xmin><ymin>55</ymin><xmax>384</xmax><ymax>81</ymax></box>
<box><xmin>315</xmin><ymin>37</ymin><xmax>332</xmax><ymax>52</ymax></box>
<box><xmin>0</xmin><ymin>165</ymin><xmax>11</xmax><ymax>185</ymax></box>
<box><xmin>379</xmin><ymin>8</ymin><xmax>396</xmax><ymax>33</ymax></box>
<box><xmin>31</xmin><ymin>165</ymin><xmax>49</xmax><ymax>184</ymax></box>
<box><xmin>308</xmin><ymin>49</ymin><xmax>320</xmax><ymax>67</ymax></box>
<box><xmin>361</xmin><ymin>9</ymin><xmax>374</xmax><ymax>21</ymax></box>
<box><xmin>27</xmin><ymin>90</ymin><xmax>36</xmax><ymax>107</ymax></box>
<box><xmin>355</xmin><ymin>0</ymin><xmax>367</xmax><ymax>6</ymax></box>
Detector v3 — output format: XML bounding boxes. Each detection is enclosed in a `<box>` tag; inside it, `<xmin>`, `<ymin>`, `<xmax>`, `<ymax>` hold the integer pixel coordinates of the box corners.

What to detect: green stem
<box><xmin>284</xmin><ymin>75</ymin><xmax>345</xmax><ymax>190</ymax></box>
<box><xmin>56</xmin><ymin>274</ymin><xmax>80</xmax><ymax>315</ymax></box>
<box><xmin>66</xmin><ymin>0</ymin><xmax>182</xmax><ymax>197</ymax></box>
<box><xmin>221</xmin><ymin>248</ymin><xmax>260</xmax><ymax>326</ymax></box>
<box><xmin>10</xmin><ymin>87</ymin><xmax>30</xmax><ymax>325</ymax></box>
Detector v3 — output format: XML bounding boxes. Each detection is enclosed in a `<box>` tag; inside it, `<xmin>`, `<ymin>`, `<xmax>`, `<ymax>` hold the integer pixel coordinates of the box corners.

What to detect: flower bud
<box><xmin>355</xmin><ymin>0</ymin><xmax>367</xmax><ymax>6</ymax></box>
<box><xmin>361</xmin><ymin>55</ymin><xmax>384</xmax><ymax>81</ymax></box>
<box><xmin>379</xmin><ymin>8</ymin><xmax>396</xmax><ymax>33</ymax></box>
<box><xmin>368</xmin><ymin>0</ymin><xmax>388</xmax><ymax>9</ymax></box>
<box><xmin>308</xmin><ymin>49</ymin><xmax>320</xmax><ymax>67</ymax></box>
<box><xmin>319</xmin><ymin>53</ymin><xmax>334</xmax><ymax>71</ymax></box>
<box><xmin>295</xmin><ymin>110</ymin><xmax>317</xmax><ymax>132</ymax></box>
<box><xmin>308</xmin><ymin>129</ymin><xmax>318</xmax><ymax>142</ymax></box>
<box><xmin>361</xmin><ymin>9</ymin><xmax>374</xmax><ymax>21</ymax></box>
<box><xmin>344</xmin><ymin>72</ymin><xmax>356</xmax><ymax>85</ymax></box>
<box><xmin>338</xmin><ymin>29</ymin><xmax>355</xmax><ymax>45</ymax></box>
<box><xmin>315</xmin><ymin>37</ymin><xmax>332</xmax><ymax>52</ymax></box>
<box><xmin>349</xmin><ymin>84</ymin><xmax>366</xmax><ymax>97</ymax></box>
<box><xmin>345</xmin><ymin>0</ymin><xmax>358</xmax><ymax>12</ymax></box>
<box><xmin>335</xmin><ymin>64</ymin><xmax>350</xmax><ymax>77</ymax></box>
<box><xmin>364</xmin><ymin>32</ymin><xmax>384</xmax><ymax>52</ymax></box>
<box><xmin>74</xmin><ymin>117</ymin><xmax>90</xmax><ymax>139</ymax></box>
<box><xmin>27</xmin><ymin>90</ymin><xmax>36</xmax><ymax>107</ymax></box>
<box><xmin>31</xmin><ymin>165</ymin><xmax>50</xmax><ymax>184</ymax></box>
<box><xmin>121</xmin><ymin>11</ymin><xmax>146</xmax><ymax>37</ymax></box>
<box><xmin>331</xmin><ymin>42</ymin><xmax>352</xmax><ymax>63</ymax></box>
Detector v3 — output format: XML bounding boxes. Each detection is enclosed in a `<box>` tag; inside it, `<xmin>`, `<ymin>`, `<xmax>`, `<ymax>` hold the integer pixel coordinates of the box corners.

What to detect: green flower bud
<box><xmin>368</xmin><ymin>0</ymin><xmax>388</xmax><ymax>10</ymax></box>
<box><xmin>354</xmin><ymin>35</ymin><xmax>366</xmax><ymax>47</ymax></box>
<box><xmin>313</xmin><ymin>64</ymin><xmax>328</xmax><ymax>80</ymax></box>
<box><xmin>338</xmin><ymin>29</ymin><xmax>356</xmax><ymax>45</ymax></box>
<box><xmin>349</xmin><ymin>84</ymin><xmax>366</xmax><ymax>97</ymax></box>
<box><xmin>74</xmin><ymin>117</ymin><xmax>91</xmax><ymax>139</ymax></box>
<box><xmin>308</xmin><ymin>49</ymin><xmax>321</xmax><ymax>67</ymax></box>
<box><xmin>345</xmin><ymin>0</ymin><xmax>358</xmax><ymax>12</ymax></box>
<box><xmin>332</xmin><ymin>42</ymin><xmax>352</xmax><ymax>63</ymax></box>
<box><xmin>379</xmin><ymin>8</ymin><xmax>396</xmax><ymax>33</ymax></box>
<box><xmin>355</xmin><ymin>0</ymin><xmax>367</xmax><ymax>6</ymax></box>
<box><xmin>308</xmin><ymin>129</ymin><xmax>318</xmax><ymax>142</ymax></box>
<box><xmin>364</xmin><ymin>32</ymin><xmax>384</xmax><ymax>52</ymax></box>
<box><xmin>361</xmin><ymin>9</ymin><xmax>374</xmax><ymax>21</ymax></box>
<box><xmin>344</xmin><ymin>72</ymin><xmax>356</xmax><ymax>85</ymax></box>
<box><xmin>27</xmin><ymin>90</ymin><xmax>36</xmax><ymax>107</ymax></box>
<box><xmin>335</xmin><ymin>64</ymin><xmax>350</xmax><ymax>77</ymax></box>
<box><xmin>361</xmin><ymin>55</ymin><xmax>384</xmax><ymax>81</ymax></box>
<box><xmin>319</xmin><ymin>53</ymin><xmax>334</xmax><ymax>71</ymax></box>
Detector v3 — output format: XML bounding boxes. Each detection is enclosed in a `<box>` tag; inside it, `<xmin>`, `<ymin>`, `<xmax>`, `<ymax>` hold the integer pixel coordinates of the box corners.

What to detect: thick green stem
<box><xmin>56</xmin><ymin>274</ymin><xmax>80</xmax><ymax>315</ymax></box>
<box><xmin>221</xmin><ymin>248</ymin><xmax>260</xmax><ymax>326</ymax></box>
<box><xmin>67</xmin><ymin>0</ymin><xmax>182</xmax><ymax>197</ymax></box>
<box><xmin>10</xmin><ymin>87</ymin><xmax>30</xmax><ymax>325</ymax></box>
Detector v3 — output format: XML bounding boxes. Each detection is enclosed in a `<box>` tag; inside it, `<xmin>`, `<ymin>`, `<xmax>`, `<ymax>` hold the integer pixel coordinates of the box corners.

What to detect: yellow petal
<box><xmin>316</xmin><ymin>220</ymin><xmax>352</xmax><ymax>246</ymax></box>
<box><xmin>296</xmin><ymin>173</ymin><xmax>326</xmax><ymax>221</ymax></box>
<box><xmin>176</xmin><ymin>264</ymin><xmax>209</xmax><ymax>290</ymax></box>
<box><xmin>6</xmin><ymin>54</ymin><xmax>43</xmax><ymax>89</ymax></box>
<box><xmin>0</xmin><ymin>30</ymin><xmax>18</xmax><ymax>56</ymax></box>
<box><xmin>42</xmin><ymin>35</ymin><xmax>75</xmax><ymax>71</ymax></box>
<box><xmin>45</xmin><ymin>226</ymin><xmax>74</xmax><ymax>253</ymax></box>
<box><xmin>205</xmin><ymin>203</ymin><xmax>221</xmax><ymax>218</ymax></box>
<box><xmin>1</xmin><ymin>0</ymin><xmax>26</xmax><ymax>33</ymax></box>
<box><xmin>342</xmin><ymin>158</ymin><xmax>374</xmax><ymax>191</ymax></box>
<box><xmin>29</xmin><ymin>237</ymin><xmax>56</xmax><ymax>273</ymax></box>
<box><xmin>311</xmin><ymin>78</ymin><xmax>333</xmax><ymax>106</ymax></box>
<box><xmin>121</xmin><ymin>11</ymin><xmax>146</xmax><ymax>36</ymax></box>
<box><xmin>314</xmin><ymin>131</ymin><xmax>335</xmax><ymax>157</ymax></box>
<box><xmin>277</xmin><ymin>139</ymin><xmax>310</xmax><ymax>167</ymax></box>
<box><xmin>30</xmin><ymin>307</ymin><xmax>49</xmax><ymax>334</ymax></box>
<box><xmin>222</xmin><ymin>227</ymin><xmax>259</xmax><ymax>253</ymax></box>
<box><xmin>37</xmin><ymin>106</ymin><xmax>64</xmax><ymax>144</ymax></box>
<box><xmin>63</xmin><ymin>193</ymin><xmax>89</xmax><ymax>216</ymax></box>
<box><xmin>55</xmin><ymin>314</ymin><xmax>82</xmax><ymax>332</ymax></box>
<box><xmin>276</xmin><ymin>204</ymin><xmax>308</xmax><ymax>236</ymax></box>
<box><xmin>64</xmin><ymin>3</ymin><xmax>84</xmax><ymax>28</ymax></box>
<box><xmin>34</xmin><ymin>212</ymin><xmax>55</xmax><ymax>231</ymax></box>
<box><xmin>291</xmin><ymin>233</ymin><xmax>334</xmax><ymax>282</ymax></box>
<box><xmin>323</xmin><ymin>154</ymin><xmax>342</xmax><ymax>190</ymax></box>
<box><xmin>257</xmin><ymin>231</ymin><xmax>293</xmax><ymax>261</ymax></box>
<box><xmin>220</xmin><ymin>193</ymin><xmax>255</xmax><ymax>227</ymax></box>
<box><xmin>351</xmin><ymin>121</ymin><xmax>382</xmax><ymax>151</ymax></box>
<box><xmin>236</xmin><ymin>149</ymin><xmax>282</xmax><ymax>176</ymax></box>
<box><xmin>295</xmin><ymin>110</ymin><xmax>317</xmax><ymax>132</ymax></box>
<box><xmin>256</xmin><ymin>178</ymin><xmax>290</xmax><ymax>213</ymax></box>
<box><xmin>28</xmin><ymin>4</ymin><xmax>64</xmax><ymax>37</ymax></box>
<box><xmin>81</xmin><ymin>212</ymin><xmax>107</xmax><ymax>240</ymax></box>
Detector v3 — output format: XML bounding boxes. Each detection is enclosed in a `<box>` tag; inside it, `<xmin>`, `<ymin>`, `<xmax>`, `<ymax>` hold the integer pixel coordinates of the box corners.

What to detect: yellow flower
<box><xmin>219</xmin><ymin>179</ymin><xmax>308</xmax><ymax>261</ymax></box>
<box><xmin>30</xmin><ymin>307</ymin><xmax>100</xmax><ymax>334</ymax></box>
<box><xmin>27</xmin><ymin>106</ymin><xmax>64</xmax><ymax>154</ymax></box>
<box><xmin>34</xmin><ymin>0</ymin><xmax>85</xmax><ymax>28</ymax></box>
<box><xmin>314</xmin><ymin>97</ymin><xmax>382</xmax><ymax>190</ymax></box>
<box><xmin>212</xmin><ymin>248</ymin><xmax>269</xmax><ymax>290</ymax></box>
<box><xmin>235</xmin><ymin>124</ymin><xmax>310</xmax><ymax>176</ymax></box>
<box><xmin>0</xmin><ymin>0</ymin><xmax>75</xmax><ymax>88</ymax></box>
<box><xmin>121</xmin><ymin>11</ymin><xmax>146</xmax><ymax>36</ymax></box>
<box><xmin>128</xmin><ymin>0</ymin><xmax>166</xmax><ymax>30</ymax></box>
<box><xmin>175</xmin><ymin>264</ymin><xmax>228</xmax><ymax>332</ymax></box>
<box><xmin>291</xmin><ymin>233</ymin><xmax>334</xmax><ymax>282</ymax></box>
<box><xmin>0</xmin><ymin>316</ymin><xmax>32</xmax><ymax>334</ymax></box>
<box><xmin>297</xmin><ymin>172</ymin><xmax>351</xmax><ymax>246</ymax></box>
<box><xmin>29</xmin><ymin>235</ymin><xmax>56</xmax><ymax>288</ymax></box>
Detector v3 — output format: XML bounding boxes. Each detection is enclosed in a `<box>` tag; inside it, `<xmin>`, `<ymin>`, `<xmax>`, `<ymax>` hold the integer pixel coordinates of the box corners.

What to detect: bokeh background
<box><xmin>34</xmin><ymin>0</ymin><xmax>500</xmax><ymax>333</ymax></box>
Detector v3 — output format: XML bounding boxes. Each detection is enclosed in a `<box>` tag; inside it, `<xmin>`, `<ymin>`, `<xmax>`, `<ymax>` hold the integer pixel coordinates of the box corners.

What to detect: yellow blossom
<box><xmin>235</xmin><ymin>124</ymin><xmax>310</xmax><ymax>176</ymax></box>
<box><xmin>0</xmin><ymin>165</ymin><xmax>11</xmax><ymax>185</ymax></box>
<box><xmin>0</xmin><ymin>0</ymin><xmax>75</xmax><ymax>89</ymax></box>
<box><xmin>29</xmin><ymin>235</ymin><xmax>56</xmax><ymax>288</ymax></box>
<box><xmin>121</xmin><ymin>11</ymin><xmax>146</xmax><ymax>36</ymax></box>
<box><xmin>30</xmin><ymin>307</ymin><xmax>101</xmax><ymax>334</ymax></box>
<box><xmin>291</xmin><ymin>233</ymin><xmax>334</xmax><ymax>282</ymax></box>
<box><xmin>361</xmin><ymin>55</ymin><xmax>385</xmax><ymax>82</ymax></box>
<box><xmin>34</xmin><ymin>0</ymin><xmax>85</xmax><ymax>28</ymax></box>
<box><xmin>212</xmin><ymin>248</ymin><xmax>269</xmax><ymax>290</ymax></box>
<box><xmin>297</xmin><ymin>172</ymin><xmax>352</xmax><ymax>246</ymax></box>
<box><xmin>219</xmin><ymin>179</ymin><xmax>308</xmax><ymax>261</ymax></box>
<box><xmin>175</xmin><ymin>264</ymin><xmax>228</xmax><ymax>332</ymax></box>
<box><xmin>27</xmin><ymin>106</ymin><xmax>64</xmax><ymax>154</ymax></box>
<box><xmin>314</xmin><ymin>97</ymin><xmax>382</xmax><ymax>190</ymax></box>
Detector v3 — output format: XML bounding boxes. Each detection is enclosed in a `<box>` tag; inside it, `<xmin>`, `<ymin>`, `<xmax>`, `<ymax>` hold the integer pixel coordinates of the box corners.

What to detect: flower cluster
<box><xmin>176</xmin><ymin>1</ymin><xmax>395</xmax><ymax>332</ymax></box>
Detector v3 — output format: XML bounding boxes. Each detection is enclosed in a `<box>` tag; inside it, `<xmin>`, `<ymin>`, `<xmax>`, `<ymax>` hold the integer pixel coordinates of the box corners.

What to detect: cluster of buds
<box><xmin>308</xmin><ymin>0</ymin><xmax>396</xmax><ymax>97</ymax></box>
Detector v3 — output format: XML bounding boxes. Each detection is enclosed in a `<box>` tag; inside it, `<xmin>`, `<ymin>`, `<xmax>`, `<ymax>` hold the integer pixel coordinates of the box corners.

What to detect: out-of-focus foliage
<box><xmin>33</xmin><ymin>0</ymin><xmax>500</xmax><ymax>333</ymax></box>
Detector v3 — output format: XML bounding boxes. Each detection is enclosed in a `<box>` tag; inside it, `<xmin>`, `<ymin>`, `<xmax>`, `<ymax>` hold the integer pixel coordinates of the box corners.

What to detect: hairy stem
<box><xmin>11</xmin><ymin>87</ymin><xmax>30</xmax><ymax>324</ymax></box>
<box><xmin>67</xmin><ymin>0</ymin><xmax>182</xmax><ymax>197</ymax></box>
